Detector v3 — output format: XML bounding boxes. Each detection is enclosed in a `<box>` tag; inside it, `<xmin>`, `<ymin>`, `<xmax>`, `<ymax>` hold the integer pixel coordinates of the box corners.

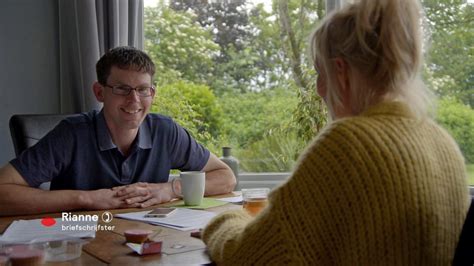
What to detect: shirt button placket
<box><xmin>121</xmin><ymin>160</ymin><xmax>131</xmax><ymax>182</ymax></box>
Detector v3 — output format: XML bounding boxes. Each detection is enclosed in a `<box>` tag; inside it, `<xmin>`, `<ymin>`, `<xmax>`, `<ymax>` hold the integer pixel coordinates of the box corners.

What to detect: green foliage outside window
<box><xmin>219</xmin><ymin>89</ymin><xmax>297</xmax><ymax>147</ymax></box>
<box><xmin>145</xmin><ymin>0</ymin><xmax>473</xmax><ymax>172</ymax></box>
<box><xmin>436</xmin><ymin>98</ymin><xmax>474</xmax><ymax>163</ymax></box>
<box><xmin>423</xmin><ymin>0</ymin><xmax>474</xmax><ymax>107</ymax></box>
<box><xmin>144</xmin><ymin>6</ymin><xmax>219</xmax><ymax>85</ymax></box>
<box><xmin>151</xmin><ymin>81</ymin><xmax>217</xmax><ymax>147</ymax></box>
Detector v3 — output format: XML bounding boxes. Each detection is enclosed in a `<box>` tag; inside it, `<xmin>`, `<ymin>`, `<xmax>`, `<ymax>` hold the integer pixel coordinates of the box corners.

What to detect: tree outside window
<box><xmin>144</xmin><ymin>0</ymin><xmax>474</xmax><ymax>183</ymax></box>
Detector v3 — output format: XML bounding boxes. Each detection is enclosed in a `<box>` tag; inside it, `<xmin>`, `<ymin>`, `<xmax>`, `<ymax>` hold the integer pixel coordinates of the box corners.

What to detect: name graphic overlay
<box><xmin>41</xmin><ymin>211</ymin><xmax>115</xmax><ymax>231</ymax></box>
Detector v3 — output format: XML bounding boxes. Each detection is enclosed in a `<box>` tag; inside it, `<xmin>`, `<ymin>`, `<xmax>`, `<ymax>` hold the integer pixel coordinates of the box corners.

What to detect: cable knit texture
<box><xmin>202</xmin><ymin>101</ymin><xmax>470</xmax><ymax>265</ymax></box>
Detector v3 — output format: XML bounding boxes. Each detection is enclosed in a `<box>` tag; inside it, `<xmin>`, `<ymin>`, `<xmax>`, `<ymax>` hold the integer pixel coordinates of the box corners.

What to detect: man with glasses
<box><xmin>0</xmin><ymin>46</ymin><xmax>236</xmax><ymax>215</ymax></box>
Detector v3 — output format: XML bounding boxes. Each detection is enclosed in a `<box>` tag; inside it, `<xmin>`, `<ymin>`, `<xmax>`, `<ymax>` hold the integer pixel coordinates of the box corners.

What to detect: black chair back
<box><xmin>9</xmin><ymin>114</ymin><xmax>74</xmax><ymax>156</ymax></box>
<box><xmin>453</xmin><ymin>197</ymin><xmax>474</xmax><ymax>265</ymax></box>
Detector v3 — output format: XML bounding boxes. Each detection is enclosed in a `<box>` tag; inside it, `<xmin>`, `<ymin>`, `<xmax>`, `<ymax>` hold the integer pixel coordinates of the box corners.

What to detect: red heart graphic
<box><xmin>41</xmin><ymin>217</ymin><xmax>56</xmax><ymax>227</ymax></box>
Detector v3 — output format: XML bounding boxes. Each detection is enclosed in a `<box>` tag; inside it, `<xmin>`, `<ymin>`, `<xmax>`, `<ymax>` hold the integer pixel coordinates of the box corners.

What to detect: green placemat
<box><xmin>161</xmin><ymin>198</ymin><xmax>228</xmax><ymax>209</ymax></box>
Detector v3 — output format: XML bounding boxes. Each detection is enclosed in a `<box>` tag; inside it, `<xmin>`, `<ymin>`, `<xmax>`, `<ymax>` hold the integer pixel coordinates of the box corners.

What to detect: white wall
<box><xmin>0</xmin><ymin>0</ymin><xmax>60</xmax><ymax>164</ymax></box>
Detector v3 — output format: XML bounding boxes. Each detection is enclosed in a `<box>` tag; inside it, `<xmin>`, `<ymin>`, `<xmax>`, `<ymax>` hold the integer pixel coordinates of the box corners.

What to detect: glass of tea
<box><xmin>242</xmin><ymin>188</ymin><xmax>270</xmax><ymax>216</ymax></box>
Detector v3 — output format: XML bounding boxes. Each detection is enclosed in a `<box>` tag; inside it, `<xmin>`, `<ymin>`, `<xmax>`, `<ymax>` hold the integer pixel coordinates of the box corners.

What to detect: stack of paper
<box><xmin>115</xmin><ymin>208</ymin><xmax>216</xmax><ymax>231</ymax></box>
<box><xmin>0</xmin><ymin>219</ymin><xmax>96</xmax><ymax>244</ymax></box>
<box><xmin>215</xmin><ymin>195</ymin><xmax>243</xmax><ymax>203</ymax></box>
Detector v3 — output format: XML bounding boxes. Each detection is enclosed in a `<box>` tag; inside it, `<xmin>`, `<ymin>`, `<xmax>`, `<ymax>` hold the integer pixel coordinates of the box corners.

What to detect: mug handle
<box><xmin>171</xmin><ymin>178</ymin><xmax>182</xmax><ymax>198</ymax></box>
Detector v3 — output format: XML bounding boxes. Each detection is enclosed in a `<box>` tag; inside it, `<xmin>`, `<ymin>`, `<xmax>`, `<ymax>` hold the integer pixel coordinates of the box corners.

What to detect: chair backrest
<box><xmin>453</xmin><ymin>197</ymin><xmax>474</xmax><ymax>265</ymax></box>
<box><xmin>9</xmin><ymin>114</ymin><xmax>74</xmax><ymax>156</ymax></box>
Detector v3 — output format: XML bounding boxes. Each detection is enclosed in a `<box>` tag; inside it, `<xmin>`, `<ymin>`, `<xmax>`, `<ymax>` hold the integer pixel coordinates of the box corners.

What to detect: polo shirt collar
<box><xmin>96</xmin><ymin>110</ymin><xmax>152</xmax><ymax>151</ymax></box>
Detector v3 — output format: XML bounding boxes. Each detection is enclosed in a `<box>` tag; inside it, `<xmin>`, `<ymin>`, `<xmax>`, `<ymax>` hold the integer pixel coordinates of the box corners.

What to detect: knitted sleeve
<box><xmin>201</xmin><ymin>122</ymin><xmax>351</xmax><ymax>264</ymax></box>
<box><xmin>202</xmin><ymin>192</ymin><xmax>295</xmax><ymax>264</ymax></box>
<box><xmin>201</xmin><ymin>121</ymin><xmax>366</xmax><ymax>264</ymax></box>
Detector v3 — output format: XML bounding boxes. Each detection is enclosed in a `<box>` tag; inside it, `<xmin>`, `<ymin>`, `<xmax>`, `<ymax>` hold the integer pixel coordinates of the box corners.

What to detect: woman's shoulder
<box><xmin>299</xmin><ymin>113</ymin><xmax>413</xmax><ymax>166</ymax></box>
<box><xmin>310</xmin><ymin>116</ymin><xmax>381</xmax><ymax>146</ymax></box>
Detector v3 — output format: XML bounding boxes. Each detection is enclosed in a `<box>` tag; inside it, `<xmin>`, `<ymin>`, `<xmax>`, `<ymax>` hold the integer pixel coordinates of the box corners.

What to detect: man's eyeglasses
<box><xmin>103</xmin><ymin>84</ymin><xmax>155</xmax><ymax>97</ymax></box>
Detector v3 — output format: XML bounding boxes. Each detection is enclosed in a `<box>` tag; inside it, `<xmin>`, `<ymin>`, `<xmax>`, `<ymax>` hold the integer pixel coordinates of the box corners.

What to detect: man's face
<box><xmin>95</xmin><ymin>66</ymin><xmax>155</xmax><ymax>132</ymax></box>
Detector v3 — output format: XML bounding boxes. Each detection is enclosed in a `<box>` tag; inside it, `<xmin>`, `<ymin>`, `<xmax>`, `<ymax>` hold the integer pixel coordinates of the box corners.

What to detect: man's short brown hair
<box><xmin>96</xmin><ymin>46</ymin><xmax>155</xmax><ymax>85</ymax></box>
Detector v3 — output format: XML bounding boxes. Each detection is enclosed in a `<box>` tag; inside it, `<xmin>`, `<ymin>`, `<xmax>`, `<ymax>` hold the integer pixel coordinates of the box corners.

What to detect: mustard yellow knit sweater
<box><xmin>203</xmin><ymin>101</ymin><xmax>470</xmax><ymax>265</ymax></box>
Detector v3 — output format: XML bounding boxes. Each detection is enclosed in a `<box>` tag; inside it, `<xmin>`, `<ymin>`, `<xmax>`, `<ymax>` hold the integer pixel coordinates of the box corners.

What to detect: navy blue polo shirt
<box><xmin>10</xmin><ymin>110</ymin><xmax>210</xmax><ymax>190</ymax></box>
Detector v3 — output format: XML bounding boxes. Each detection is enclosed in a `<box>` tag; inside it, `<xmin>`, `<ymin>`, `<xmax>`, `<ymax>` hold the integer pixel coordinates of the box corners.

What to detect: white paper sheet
<box><xmin>215</xmin><ymin>195</ymin><xmax>243</xmax><ymax>203</ymax></box>
<box><xmin>115</xmin><ymin>208</ymin><xmax>216</xmax><ymax>231</ymax></box>
<box><xmin>0</xmin><ymin>218</ymin><xmax>96</xmax><ymax>244</ymax></box>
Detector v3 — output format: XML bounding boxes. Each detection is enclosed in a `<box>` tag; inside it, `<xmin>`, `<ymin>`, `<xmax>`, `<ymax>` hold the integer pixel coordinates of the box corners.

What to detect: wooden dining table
<box><xmin>0</xmin><ymin>193</ymin><xmax>242</xmax><ymax>265</ymax></box>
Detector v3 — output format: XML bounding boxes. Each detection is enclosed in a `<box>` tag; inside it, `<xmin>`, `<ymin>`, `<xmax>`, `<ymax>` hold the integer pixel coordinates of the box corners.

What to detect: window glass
<box><xmin>422</xmin><ymin>0</ymin><xmax>474</xmax><ymax>184</ymax></box>
<box><xmin>144</xmin><ymin>0</ymin><xmax>326</xmax><ymax>173</ymax></box>
<box><xmin>144</xmin><ymin>0</ymin><xmax>473</xmax><ymax>181</ymax></box>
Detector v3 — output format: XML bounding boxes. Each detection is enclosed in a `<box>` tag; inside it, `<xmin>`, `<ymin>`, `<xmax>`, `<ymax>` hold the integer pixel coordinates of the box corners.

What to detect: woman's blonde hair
<box><xmin>310</xmin><ymin>0</ymin><xmax>434</xmax><ymax>118</ymax></box>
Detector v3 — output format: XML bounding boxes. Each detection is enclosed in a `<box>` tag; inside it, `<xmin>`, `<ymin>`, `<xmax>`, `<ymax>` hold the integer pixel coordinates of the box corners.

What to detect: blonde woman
<box><xmin>202</xmin><ymin>0</ymin><xmax>470</xmax><ymax>264</ymax></box>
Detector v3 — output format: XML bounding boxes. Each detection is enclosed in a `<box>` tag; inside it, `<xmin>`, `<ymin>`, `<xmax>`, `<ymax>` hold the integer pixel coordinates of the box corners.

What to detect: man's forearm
<box><xmin>204</xmin><ymin>168</ymin><xmax>236</xmax><ymax>196</ymax></box>
<box><xmin>0</xmin><ymin>184</ymin><xmax>85</xmax><ymax>216</ymax></box>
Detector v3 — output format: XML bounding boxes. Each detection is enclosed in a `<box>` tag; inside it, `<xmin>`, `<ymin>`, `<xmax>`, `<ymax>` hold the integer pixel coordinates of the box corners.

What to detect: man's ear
<box><xmin>92</xmin><ymin>82</ymin><xmax>105</xmax><ymax>102</ymax></box>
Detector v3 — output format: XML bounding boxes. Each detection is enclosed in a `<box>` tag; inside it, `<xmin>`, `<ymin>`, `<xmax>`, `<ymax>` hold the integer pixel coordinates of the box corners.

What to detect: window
<box><xmin>144</xmin><ymin>0</ymin><xmax>474</xmax><ymax>185</ymax></box>
<box><xmin>422</xmin><ymin>0</ymin><xmax>474</xmax><ymax>185</ymax></box>
<box><xmin>144</xmin><ymin>0</ymin><xmax>326</xmax><ymax>174</ymax></box>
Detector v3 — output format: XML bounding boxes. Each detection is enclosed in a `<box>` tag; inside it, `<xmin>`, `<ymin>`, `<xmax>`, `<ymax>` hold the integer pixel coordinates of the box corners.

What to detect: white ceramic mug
<box><xmin>171</xmin><ymin>171</ymin><xmax>205</xmax><ymax>206</ymax></box>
